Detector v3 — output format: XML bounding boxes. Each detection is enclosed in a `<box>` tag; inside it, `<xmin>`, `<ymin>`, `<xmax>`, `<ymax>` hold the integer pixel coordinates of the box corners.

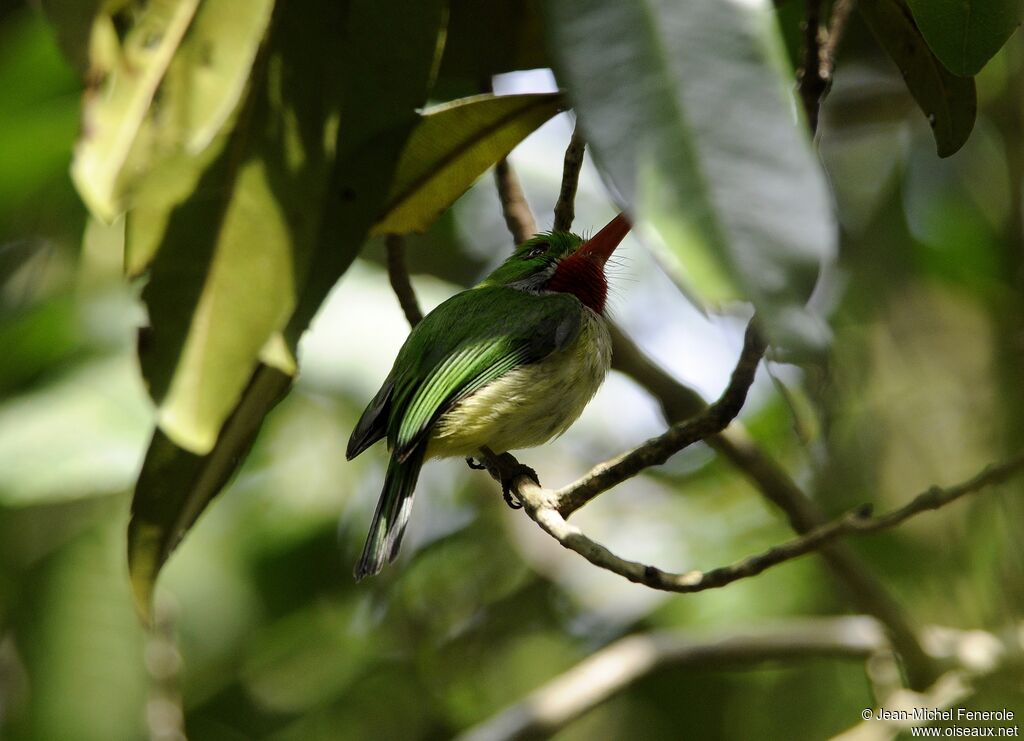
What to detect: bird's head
<box><xmin>482</xmin><ymin>213</ymin><xmax>630</xmax><ymax>314</ymax></box>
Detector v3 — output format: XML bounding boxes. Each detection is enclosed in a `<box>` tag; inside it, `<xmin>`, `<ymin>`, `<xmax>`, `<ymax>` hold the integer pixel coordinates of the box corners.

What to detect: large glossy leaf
<box><xmin>861</xmin><ymin>0</ymin><xmax>978</xmax><ymax>157</ymax></box>
<box><xmin>138</xmin><ymin>1</ymin><xmax>341</xmax><ymax>455</ymax></box>
<box><xmin>129</xmin><ymin>0</ymin><xmax>449</xmax><ymax>616</ymax></box>
<box><xmin>906</xmin><ymin>0</ymin><xmax>1022</xmax><ymax>76</ymax></box>
<box><xmin>373</xmin><ymin>93</ymin><xmax>564</xmax><ymax>236</ymax></box>
<box><xmin>545</xmin><ymin>0</ymin><xmax>837</xmax><ymax>351</ymax></box>
<box><xmin>71</xmin><ymin>0</ymin><xmax>200</xmax><ymax>221</ymax></box>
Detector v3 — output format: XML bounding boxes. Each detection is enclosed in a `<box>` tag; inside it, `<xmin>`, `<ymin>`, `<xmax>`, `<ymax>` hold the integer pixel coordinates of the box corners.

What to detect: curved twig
<box><xmin>494</xmin><ymin>158</ymin><xmax>536</xmax><ymax>245</ymax></box>
<box><xmin>385</xmin><ymin>234</ymin><xmax>423</xmax><ymax>326</ymax></box>
<box><xmin>458</xmin><ymin>617</ymin><xmax>887</xmax><ymax>741</ymax></box>
<box><xmin>553</xmin><ymin>124</ymin><xmax>586</xmax><ymax>232</ymax></box>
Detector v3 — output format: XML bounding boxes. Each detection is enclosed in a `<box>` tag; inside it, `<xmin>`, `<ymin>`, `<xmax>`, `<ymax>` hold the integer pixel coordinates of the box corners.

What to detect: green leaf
<box><xmin>373</xmin><ymin>93</ymin><xmax>564</xmax><ymax>236</ymax></box>
<box><xmin>545</xmin><ymin>0</ymin><xmax>837</xmax><ymax>351</ymax></box>
<box><xmin>138</xmin><ymin>1</ymin><xmax>342</xmax><ymax>454</ymax></box>
<box><xmin>128</xmin><ymin>363</ymin><xmax>291</xmax><ymax>621</ymax></box>
<box><xmin>436</xmin><ymin>0</ymin><xmax>547</xmax><ymax>94</ymax></box>
<box><xmin>71</xmin><ymin>0</ymin><xmax>201</xmax><ymax>221</ymax></box>
<box><xmin>71</xmin><ymin>0</ymin><xmax>274</xmax><ymax>224</ymax></box>
<box><xmin>128</xmin><ymin>0</ymin><xmax>449</xmax><ymax>614</ymax></box>
<box><xmin>861</xmin><ymin>0</ymin><xmax>978</xmax><ymax>157</ymax></box>
<box><xmin>906</xmin><ymin>0</ymin><xmax>1022</xmax><ymax>76</ymax></box>
<box><xmin>283</xmin><ymin>0</ymin><xmax>450</xmax><ymax>343</ymax></box>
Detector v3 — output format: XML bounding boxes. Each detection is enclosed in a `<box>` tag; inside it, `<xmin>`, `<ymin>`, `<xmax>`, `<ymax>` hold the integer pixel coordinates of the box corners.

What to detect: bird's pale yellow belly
<box><xmin>426</xmin><ymin>308</ymin><xmax>611</xmax><ymax>459</ymax></box>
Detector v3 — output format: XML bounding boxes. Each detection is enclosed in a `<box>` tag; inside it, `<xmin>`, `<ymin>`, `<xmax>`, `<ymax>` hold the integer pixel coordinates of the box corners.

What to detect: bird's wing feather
<box><xmin>346</xmin><ymin>380</ymin><xmax>393</xmax><ymax>459</ymax></box>
<box><xmin>383</xmin><ymin>287</ymin><xmax>583</xmax><ymax>460</ymax></box>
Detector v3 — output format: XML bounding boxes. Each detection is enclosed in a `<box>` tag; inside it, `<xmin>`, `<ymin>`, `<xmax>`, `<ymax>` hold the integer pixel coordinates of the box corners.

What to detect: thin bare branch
<box><xmin>799</xmin><ymin>0</ymin><xmax>827</xmax><ymax>133</ymax></box>
<box><xmin>801</xmin><ymin>0</ymin><xmax>857</xmax><ymax>135</ymax></box>
<box><xmin>385</xmin><ymin>234</ymin><xmax>423</xmax><ymax>327</ymax></box>
<box><xmin>460</xmin><ymin>618</ymin><xmax>885</xmax><ymax>741</ymax></box>
<box><xmin>822</xmin><ymin>0</ymin><xmax>856</xmax><ymax>80</ymax></box>
<box><xmin>483</xmin><ymin>435</ymin><xmax>1024</xmax><ymax>596</ymax></box>
<box><xmin>553</xmin><ymin>125</ymin><xmax>586</xmax><ymax>232</ymax></box>
<box><xmin>494</xmin><ymin>158</ymin><xmax>536</xmax><ymax>245</ymax></box>
<box><xmin>555</xmin><ymin>319</ymin><xmax>767</xmax><ymax>515</ymax></box>
<box><xmin>486</xmin><ymin>150</ymin><xmax>935</xmax><ymax>686</ymax></box>
<box><xmin>459</xmin><ymin>616</ymin><xmax>1018</xmax><ymax>741</ymax></box>
<box><xmin>483</xmin><ymin>110</ymin><xmax>934</xmax><ymax>686</ymax></box>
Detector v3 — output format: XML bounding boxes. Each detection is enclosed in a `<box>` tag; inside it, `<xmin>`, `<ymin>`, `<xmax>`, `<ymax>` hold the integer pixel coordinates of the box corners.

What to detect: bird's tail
<box><xmin>354</xmin><ymin>444</ymin><xmax>426</xmax><ymax>580</ymax></box>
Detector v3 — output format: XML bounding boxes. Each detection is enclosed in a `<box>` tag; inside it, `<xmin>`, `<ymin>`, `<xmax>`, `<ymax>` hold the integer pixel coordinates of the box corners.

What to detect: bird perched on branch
<box><xmin>347</xmin><ymin>213</ymin><xmax>631</xmax><ymax>579</ymax></box>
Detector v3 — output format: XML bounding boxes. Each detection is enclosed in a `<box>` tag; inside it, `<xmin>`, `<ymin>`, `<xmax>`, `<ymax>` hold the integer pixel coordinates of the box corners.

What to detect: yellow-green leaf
<box><xmin>71</xmin><ymin>0</ymin><xmax>274</xmax><ymax>225</ymax></box>
<box><xmin>128</xmin><ymin>0</ymin><xmax>449</xmax><ymax>614</ymax></box>
<box><xmin>138</xmin><ymin>2</ymin><xmax>340</xmax><ymax>454</ymax></box>
<box><xmin>71</xmin><ymin>0</ymin><xmax>200</xmax><ymax>221</ymax></box>
<box><xmin>372</xmin><ymin>93</ymin><xmax>564</xmax><ymax>236</ymax></box>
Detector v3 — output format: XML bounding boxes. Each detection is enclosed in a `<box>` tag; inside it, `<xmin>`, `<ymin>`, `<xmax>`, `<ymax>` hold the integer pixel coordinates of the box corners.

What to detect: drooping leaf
<box><xmin>128</xmin><ymin>363</ymin><xmax>291</xmax><ymax>621</ymax></box>
<box><xmin>128</xmin><ymin>0</ymin><xmax>449</xmax><ymax>614</ymax></box>
<box><xmin>373</xmin><ymin>93</ymin><xmax>564</xmax><ymax>236</ymax></box>
<box><xmin>71</xmin><ymin>0</ymin><xmax>201</xmax><ymax>221</ymax></box>
<box><xmin>905</xmin><ymin>0</ymin><xmax>1022</xmax><ymax>76</ymax></box>
<box><xmin>138</xmin><ymin>1</ymin><xmax>341</xmax><ymax>455</ymax></box>
<box><xmin>545</xmin><ymin>0</ymin><xmax>837</xmax><ymax>351</ymax></box>
<box><xmin>860</xmin><ymin>0</ymin><xmax>978</xmax><ymax>157</ymax></box>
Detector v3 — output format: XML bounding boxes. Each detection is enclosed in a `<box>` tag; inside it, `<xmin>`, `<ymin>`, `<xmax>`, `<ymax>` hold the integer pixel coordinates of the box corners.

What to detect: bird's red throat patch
<box><xmin>547</xmin><ymin>255</ymin><xmax>608</xmax><ymax>313</ymax></box>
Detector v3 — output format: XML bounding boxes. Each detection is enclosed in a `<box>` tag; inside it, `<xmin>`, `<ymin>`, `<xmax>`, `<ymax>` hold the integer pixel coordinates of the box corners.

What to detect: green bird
<box><xmin>347</xmin><ymin>213</ymin><xmax>631</xmax><ymax>579</ymax></box>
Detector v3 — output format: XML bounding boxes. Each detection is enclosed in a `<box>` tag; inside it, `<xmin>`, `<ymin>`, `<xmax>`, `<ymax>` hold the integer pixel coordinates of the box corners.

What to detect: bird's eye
<box><xmin>523</xmin><ymin>242</ymin><xmax>549</xmax><ymax>259</ymax></box>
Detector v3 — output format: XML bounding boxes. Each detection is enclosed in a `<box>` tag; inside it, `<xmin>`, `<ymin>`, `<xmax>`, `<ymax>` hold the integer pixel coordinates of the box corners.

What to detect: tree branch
<box><xmin>554</xmin><ymin>320</ymin><xmax>767</xmax><ymax>515</ymax></box>
<box><xmin>493</xmin><ymin>158</ymin><xmax>536</xmax><ymax>245</ymax></box>
<box><xmin>553</xmin><ymin>124</ymin><xmax>586</xmax><ymax>232</ymax></box>
<box><xmin>822</xmin><ymin>0</ymin><xmax>856</xmax><ymax>81</ymax></box>
<box><xmin>483</xmin><ymin>447</ymin><xmax>1024</xmax><ymax>596</ymax></box>
<box><xmin>800</xmin><ymin>0</ymin><xmax>857</xmax><ymax>135</ymax></box>
<box><xmin>799</xmin><ymin>0</ymin><xmax>827</xmax><ymax>133</ymax></box>
<box><xmin>385</xmin><ymin>234</ymin><xmax>423</xmax><ymax>327</ymax></box>
<box><xmin>488</xmin><ymin>134</ymin><xmax>938</xmax><ymax>688</ymax></box>
<box><xmin>458</xmin><ymin>615</ymin><xmax>1018</xmax><ymax>741</ymax></box>
<box><xmin>459</xmin><ymin>618</ymin><xmax>884</xmax><ymax>741</ymax></box>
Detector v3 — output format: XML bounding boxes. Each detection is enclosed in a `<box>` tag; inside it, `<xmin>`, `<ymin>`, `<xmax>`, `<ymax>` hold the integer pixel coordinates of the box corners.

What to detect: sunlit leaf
<box><xmin>860</xmin><ymin>0</ymin><xmax>977</xmax><ymax>157</ymax></box>
<box><xmin>905</xmin><ymin>0</ymin><xmax>1022</xmax><ymax>76</ymax></box>
<box><xmin>546</xmin><ymin>0</ymin><xmax>837</xmax><ymax>351</ymax></box>
<box><xmin>71</xmin><ymin>0</ymin><xmax>274</xmax><ymax>225</ymax></box>
<box><xmin>128</xmin><ymin>0</ymin><xmax>449</xmax><ymax>616</ymax></box>
<box><xmin>373</xmin><ymin>93</ymin><xmax>564</xmax><ymax>236</ymax></box>
<box><xmin>138</xmin><ymin>3</ymin><xmax>341</xmax><ymax>455</ymax></box>
<box><xmin>71</xmin><ymin>0</ymin><xmax>200</xmax><ymax>221</ymax></box>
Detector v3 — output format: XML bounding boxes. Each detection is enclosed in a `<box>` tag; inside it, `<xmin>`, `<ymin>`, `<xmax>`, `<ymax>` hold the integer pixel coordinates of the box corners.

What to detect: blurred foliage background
<box><xmin>1</xmin><ymin>1</ymin><xmax>1023</xmax><ymax>740</ymax></box>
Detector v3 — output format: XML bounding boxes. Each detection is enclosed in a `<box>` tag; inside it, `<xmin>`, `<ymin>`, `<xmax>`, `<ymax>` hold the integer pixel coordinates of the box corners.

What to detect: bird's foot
<box><xmin>465</xmin><ymin>456</ymin><xmax>487</xmax><ymax>470</ymax></box>
<box><xmin>499</xmin><ymin>463</ymin><xmax>539</xmax><ymax>510</ymax></box>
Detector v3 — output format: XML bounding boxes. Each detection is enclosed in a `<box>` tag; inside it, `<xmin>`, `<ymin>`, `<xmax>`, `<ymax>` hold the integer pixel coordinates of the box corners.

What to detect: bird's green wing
<box><xmin>382</xmin><ymin>286</ymin><xmax>583</xmax><ymax>460</ymax></box>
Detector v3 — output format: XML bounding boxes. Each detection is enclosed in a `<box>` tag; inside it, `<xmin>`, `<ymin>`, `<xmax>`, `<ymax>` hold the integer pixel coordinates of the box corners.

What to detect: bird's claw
<box><xmin>465</xmin><ymin>456</ymin><xmax>487</xmax><ymax>470</ymax></box>
<box><xmin>500</xmin><ymin>463</ymin><xmax>538</xmax><ymax>510</ymax></box>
